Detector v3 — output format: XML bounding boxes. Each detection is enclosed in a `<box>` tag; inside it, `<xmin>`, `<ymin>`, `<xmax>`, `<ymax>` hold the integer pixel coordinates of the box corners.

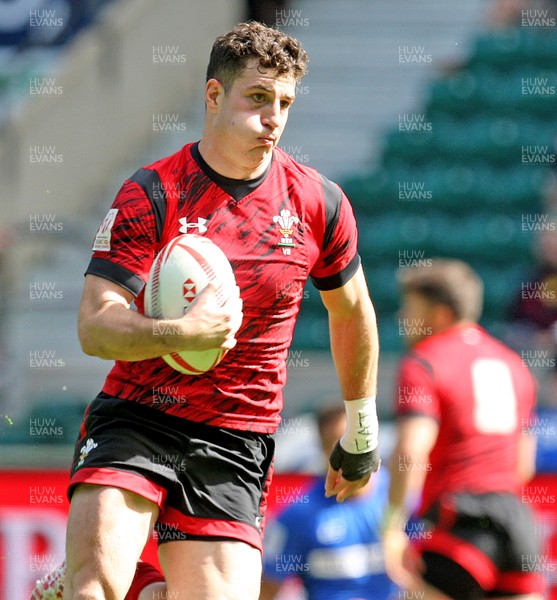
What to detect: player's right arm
<box><xmin>78</xmin><ymin>275</ymin><xmax>242</xmax><ymax>361</ymax></box>
<box><xmin>79</xmin><ymin>177</ymin><xmax>242</xmax><ymax>361</ymax></box>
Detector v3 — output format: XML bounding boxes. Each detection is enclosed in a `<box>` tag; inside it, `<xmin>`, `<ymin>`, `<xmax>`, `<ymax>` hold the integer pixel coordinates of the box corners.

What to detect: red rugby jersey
<box><xmin>86</xmin><ymin>143</ymin><xmax>360</xmax><ymax>433</ymax></box>
<box><xmin>395</xmin><ymin>324</ymin><xmax>537</xmax><ymax>514</ymax></box>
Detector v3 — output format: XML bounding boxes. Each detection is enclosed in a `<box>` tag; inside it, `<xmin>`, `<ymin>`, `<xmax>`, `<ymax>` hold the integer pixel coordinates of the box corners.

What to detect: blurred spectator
<box><xmin>0</xmin><ymin>0</ymin><xmax>114</xmax><ymax>48</ymax></box>
<box><xmin>260</xmin><ymin>406</ymin><xmax>398</xmax><ymax>600</ymax></box>
<box><xmin>486</xmin><ymin>0</ymin><xmax>528</xmax><ymax>28</ymax></box>
<box><xmin>486</xmin><ymin>0</ymin><xmax>557</xmax><ymax>28</ymax></box>
<box><xmin>509</xmin><ymin>225</ymin><xmax>557</xmax><ymax>338</ymax></box>
<box><xmin>506</xmin><ymin>217</ymin><xmax>557</xmax><ymax>406</ymax></box>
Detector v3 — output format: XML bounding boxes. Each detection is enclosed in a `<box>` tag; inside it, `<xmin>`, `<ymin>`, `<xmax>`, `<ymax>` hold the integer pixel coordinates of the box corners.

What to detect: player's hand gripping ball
<box><xmin>145</xmin><ymin>234</ymin><xmax>240</xmax><ymax>375</ymax></box>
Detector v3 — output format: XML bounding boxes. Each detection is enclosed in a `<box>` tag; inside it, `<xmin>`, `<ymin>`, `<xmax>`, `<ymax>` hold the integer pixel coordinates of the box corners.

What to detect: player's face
<box><xmin>399</xmin><ymin>291</ymin><xmax>436</xmax><ymax>347</ymax></box>
<box><xmin>211</xmin><ymin>61</ymin><xmax>296</xmax><ymax>177</ymax></box>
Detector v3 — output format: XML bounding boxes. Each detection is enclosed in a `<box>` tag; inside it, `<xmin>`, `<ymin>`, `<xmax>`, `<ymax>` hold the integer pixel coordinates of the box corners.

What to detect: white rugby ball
<box><xmin>144</xmin><ymin>234</ymin><xmax>238</xmax><ymax>375</ymax></box>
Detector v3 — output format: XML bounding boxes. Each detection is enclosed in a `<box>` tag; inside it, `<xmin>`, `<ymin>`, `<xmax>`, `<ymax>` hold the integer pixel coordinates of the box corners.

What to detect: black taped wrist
<box><xmin>329</xmin><ymin>441</ymin><xmax>381</xmax><ymax>481</ymax></box>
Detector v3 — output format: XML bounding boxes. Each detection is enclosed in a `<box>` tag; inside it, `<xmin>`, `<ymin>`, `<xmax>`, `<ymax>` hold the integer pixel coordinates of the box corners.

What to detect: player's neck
<box><xmin>432</xmin><ymin>320</ymin><xmax>476</xmax><ymax>336</ymax></box>
<box><xmin>197</xmin><ymin>138</ymin><xmax>271</xmax><ymax>180</ymax></box>
<box><xmin>446</xmin><ymin>320</ymin><xmax>475</xmax><ymax>331</ymax></box>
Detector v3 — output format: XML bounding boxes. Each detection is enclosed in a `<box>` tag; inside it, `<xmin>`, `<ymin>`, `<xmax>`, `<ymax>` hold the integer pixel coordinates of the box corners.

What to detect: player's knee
<box><xmin>65</xmin><ymin>561</ymin><xmax>127</xmax><ymax>600</ymax></box>
<box><xmin>138</xmin><ymin>582</ymin><xmax>167</xmax><ymax>600</ymax></box>
<box><xmin>64</xmin><ymin>575</ymin><xmax>115</xmax><ymax>600</ymax></box>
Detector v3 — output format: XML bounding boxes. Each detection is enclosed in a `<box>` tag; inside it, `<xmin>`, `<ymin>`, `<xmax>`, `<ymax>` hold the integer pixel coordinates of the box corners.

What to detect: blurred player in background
<box><xmin>260</xmin><ymin>406</ymin><xmax>398</xmax><ymax>600</ymax></box>
<box><xmin>32</xmin><ymin>20</ymin><xmax>381</xmax><ymax>600</ymax></box>
<box><xmin>384</xmin><ymin>259</ymin><xmax>545</xmax><ymax>600</ymax></box>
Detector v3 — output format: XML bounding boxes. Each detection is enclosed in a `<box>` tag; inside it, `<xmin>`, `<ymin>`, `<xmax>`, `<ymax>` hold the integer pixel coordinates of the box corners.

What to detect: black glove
<box><xmin>329</xmin><ymin>441</ymin><xmax>381</xmax><ymax>481</ymax></box>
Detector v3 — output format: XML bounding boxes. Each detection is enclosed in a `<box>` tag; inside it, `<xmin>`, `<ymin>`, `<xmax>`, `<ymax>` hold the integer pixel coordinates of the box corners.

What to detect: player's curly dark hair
<box><xmin>206</xmin><ymin>21</ymin><xmax>308</xmax><ymax>91</ymax></box>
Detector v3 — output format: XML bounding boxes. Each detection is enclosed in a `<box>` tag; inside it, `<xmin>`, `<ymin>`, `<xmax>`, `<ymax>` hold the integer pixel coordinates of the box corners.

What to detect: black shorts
<box><xmin>68</xmin><ymin>393</ymin><xmax>275</xmax><ymax>551</ymax></box>
<box><xmin>417</xmin><ymin>492</ymin><xmax>546</xmax><ymax>599</ymax></box>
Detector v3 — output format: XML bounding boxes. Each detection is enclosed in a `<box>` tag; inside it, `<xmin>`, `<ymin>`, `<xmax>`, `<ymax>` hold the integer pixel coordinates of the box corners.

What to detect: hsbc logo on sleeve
<box><xmin>92</xmin><ymin>209</ymin><xmax>118</xmax><ymax>252</ymax></box>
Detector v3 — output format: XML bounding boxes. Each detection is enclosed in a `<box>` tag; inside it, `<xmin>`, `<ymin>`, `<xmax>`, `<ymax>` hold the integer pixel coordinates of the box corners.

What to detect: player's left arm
<box><xmin>386</xmin><ymin>414</ymin><xmax>439</xmax><ymax>528</ymax></box>
<box><xmin>320</xmin><ymin>265</ymin><xmax>381</xmax><ymax>502</ymax></box>
<box><xmin>517</xmin><ymin>365</ymin><xmax>539</xmax><ymax>483</ymax></box>
<box><xmin>384</xmin><ymin>414</ymin><xmax>438</xmax><ymax>590</ymax></box>
<box><xmin>517</xmin><ymin>429</ymin><xmax>537</xmax><ymax>483</ymax></box>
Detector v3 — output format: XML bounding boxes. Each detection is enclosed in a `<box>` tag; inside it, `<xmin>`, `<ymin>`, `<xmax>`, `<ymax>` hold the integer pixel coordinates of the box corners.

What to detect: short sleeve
<box><xmin>85</xmin><ymin>179</ymin><xmax>158</xmax><ymax>296</ymax></box>
<box><xmin>310</xmin><ymin>176</ymin><xmax>360</xmax><ymax>291</ymax></box>
<box><xmin>395</xmin><ymin>352</ymin><xmax>441</xmax><ymax>420</ymax></box>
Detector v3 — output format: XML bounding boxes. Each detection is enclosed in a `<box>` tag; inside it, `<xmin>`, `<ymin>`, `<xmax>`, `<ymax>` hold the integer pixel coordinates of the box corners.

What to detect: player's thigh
<box><xmin>159</xmin><ymin>539</ymin><xmax>262</xmax><ymax>600</ymax></box>
<box><xmin>66</xmin><ymin>483</ymin><xmax>159</xmax><ymax>596</ymax></box>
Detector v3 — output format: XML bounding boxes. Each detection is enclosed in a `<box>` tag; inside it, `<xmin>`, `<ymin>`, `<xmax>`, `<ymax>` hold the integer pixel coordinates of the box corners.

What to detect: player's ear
<box><xmin>205</xmin><ymin>78</ymin><xmax>224</xmax><ymax>112</ymax></box>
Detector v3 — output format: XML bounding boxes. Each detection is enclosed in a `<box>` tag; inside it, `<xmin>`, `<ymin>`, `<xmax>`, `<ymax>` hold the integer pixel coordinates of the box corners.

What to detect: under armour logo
<box><xmin>179</xmin><ymin>217</ymin><xmax>208</xmax><ymax>234</ymax></box>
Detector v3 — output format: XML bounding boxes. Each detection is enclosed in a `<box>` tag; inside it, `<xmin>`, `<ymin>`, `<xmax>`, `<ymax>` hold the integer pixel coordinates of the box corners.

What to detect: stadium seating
<box><xmin>330</xmin><ymin>25</ymin><xmax>557</xmax><ymax>353</ymax></box>
<box><xmin>0</xmin><ymin>396</ymin><xmax>88</xmax><ymax>445</ymax></box>
<box><xmin>469</xmin><ymin>27</ymin><xmax>557</xmax><ymax>71</ymax></box>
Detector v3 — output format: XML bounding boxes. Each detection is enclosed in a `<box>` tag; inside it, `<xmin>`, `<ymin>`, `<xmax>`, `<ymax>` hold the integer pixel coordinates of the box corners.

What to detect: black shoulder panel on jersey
<box><xmin>129</xmin><ymin>168</ymin><xmax>166</xmax><ymax>243</ymax></box>
<box><xmin>311</xmin><ymin>253</ymin><xmax>361</xmax><ymax>291</ymax></box>
<box><xmin>320</xmin><ymin>174</ymin><xmax>342</xmax><ymax>252</ymax></box>
<box><xmin>85</xmin><ymin>257</ymin><xmax>145</xmax><ymax>297</ymax></box>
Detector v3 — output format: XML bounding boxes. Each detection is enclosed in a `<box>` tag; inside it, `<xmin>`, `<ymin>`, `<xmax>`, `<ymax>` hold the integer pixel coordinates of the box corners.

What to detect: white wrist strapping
<box><xmin>340</xmin><ymin>397</ymin><xmax>379</xmax><ymax>454</ymax></box>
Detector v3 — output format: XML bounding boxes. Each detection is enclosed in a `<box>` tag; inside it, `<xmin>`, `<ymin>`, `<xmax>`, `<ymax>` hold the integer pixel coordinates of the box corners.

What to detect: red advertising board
<box><xmin>1</xmin><ymin>470</ymin><xmax>555</xmax><ymax>599</ymax></box>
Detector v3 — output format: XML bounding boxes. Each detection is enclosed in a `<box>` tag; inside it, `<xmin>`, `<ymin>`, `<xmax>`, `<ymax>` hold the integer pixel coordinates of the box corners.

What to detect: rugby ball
<box><xmin>144</xmin><ymin>234</ymin><xmax>238</xmax><ymax>375</ymax></box>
